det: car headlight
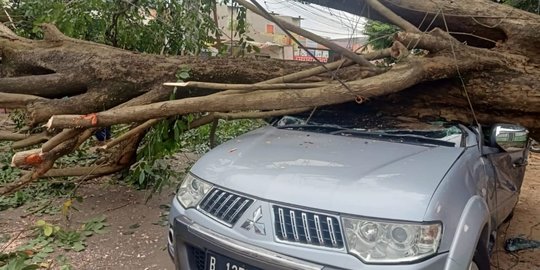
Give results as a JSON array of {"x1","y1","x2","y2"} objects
[
  {"x1": 176, "y1": 174, "x2": 213, "y2": 208},
  {"x1": 342, "y1": 217, "x2": 442, "y2": 263}
]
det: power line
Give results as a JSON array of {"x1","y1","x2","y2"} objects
[
  {"x1": 440, "y1": 8, "x2": 480, "y2": 126},
  {"x1": 261, "y1": 0, "x2": 363, "y2": 37}
]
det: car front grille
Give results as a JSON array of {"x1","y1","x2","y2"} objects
[
  {"x1": 273, "y1": 206, "x2": 344, "y2": 249},
  {"x1": 198, "y1": 187, "x2": 254, "y2": 226}
]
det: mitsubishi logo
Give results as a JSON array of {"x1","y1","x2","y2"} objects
[{"x1": 241, "y1": 206, "x2": 266, "y2": 235}]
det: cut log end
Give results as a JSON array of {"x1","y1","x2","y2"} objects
[{"x1": 11, "y1": 149, "x2": 43, "y2": 167}]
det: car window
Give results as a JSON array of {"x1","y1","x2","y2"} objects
[{"x1": 272, "y1": 102, "x2": 464, "y2": 147}]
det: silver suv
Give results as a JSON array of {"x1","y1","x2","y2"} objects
[{"x1": 168, "y1": 105, "x2": 529, "y2": 270}]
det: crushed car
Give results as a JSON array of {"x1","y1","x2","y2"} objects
[{"x1": 167, "y1": 103, "x2": 530, "y2": 270}]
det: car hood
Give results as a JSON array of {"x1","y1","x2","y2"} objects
[{"x1": 191, "y1": 126, "x2": 464, "y2": 221}]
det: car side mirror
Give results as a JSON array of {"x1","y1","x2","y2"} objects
[{"x1": 490, "y1": 124, "x2": 529, "y2": 152}]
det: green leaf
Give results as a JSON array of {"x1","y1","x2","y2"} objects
[
  {"x1": 41, "y1": 246, "x2": 54, "y2": 253},
  {"x1": 35, "y1": 220, "x2": 46, "y2": 226},
  {"x1": 43, "y1": 226, "x2": 53, "y2": 237},
  {"x1": 138, "y1": 172, "x2": 146, "y2": 185},
  {"x1": 178, "y1": 71, "x2": 190, "y2": 80},
  {"x1": 71, "y1": 242, "x2": 85, "y2": 252}
]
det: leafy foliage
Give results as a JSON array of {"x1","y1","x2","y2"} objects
[
  {"x1": 495, "y1": 0, "x2": 540, "y2": 13},
  {"x1": 7, "y1": 0, "x2": 221, "y2": 55},
  {"x1": 180, "y1": 119, "x2": 265, "y2": 154},
  {"x1": 0, "y1": 252, "x2": 38, "y2": 270},
  {"x1": 3, "y1": 217, "x2": 108, "y2": 269},
  {"x1": 363, "y1": 20, "x2": 399, "y2": 50},
  {"x1": 126, "y1": 117, "x2": 189, "y2": 190}
]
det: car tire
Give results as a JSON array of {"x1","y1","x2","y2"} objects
[
  {"x1": 471, "y1": 239, "x2": 491, "y2": 270},
  {"x1": 531, "y1": 140, "x2": 540, "y2": 153}
]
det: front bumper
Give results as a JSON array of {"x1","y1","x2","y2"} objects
[{"x1": 169, "y1": 214, "x2": 450, "y2": 270}]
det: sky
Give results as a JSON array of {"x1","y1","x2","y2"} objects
[{"x1": 254, "y1": 0, "x2": 367, "y2": 39}]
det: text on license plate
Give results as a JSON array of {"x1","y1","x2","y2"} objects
[{"x1": 206, "y1": 252, "x2": 259, "y2": 270}]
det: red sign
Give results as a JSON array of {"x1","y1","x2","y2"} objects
[{"x1": 293, "y1": 56, "x2": 328, "y2": 63}]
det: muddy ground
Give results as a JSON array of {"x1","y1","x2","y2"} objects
[{"x1": 1, "y1": 154, "x2": 539, "y2": 269}]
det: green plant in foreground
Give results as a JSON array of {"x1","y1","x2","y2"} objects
[
  {"x1": 0, "y1": 252, "x2": 38, "y2": 270},
  {"x1": 127, "y1": 117, "x2": 189, "y2": 191},
  {"x1": 10, "y1": 217, "x2": 107, "y2": 268},
  {"x1": 180, "y1": 119, "x2": 266, "y2": 154}
]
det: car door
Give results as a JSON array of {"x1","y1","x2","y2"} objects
[{"x1": 485, "y1": 124, "x2": 529, "y2": 225}]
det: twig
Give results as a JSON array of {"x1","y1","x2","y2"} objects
[
  {"x1": 100, "y1": 119, "x2": 160, "y2": 150},
  {"x1": 209, "y1": 119, "x2": 219, "y2": 149},
  {"x1": 163, "y1": 81, "x2": 330, "y2": 90},
  {"x1": 103, "y1": 202, "x2": 132, "y2": 213},
  {"x1": 0, "y1": 229, "x2": 28, "y2": 253},
  {"x1": 3, "y1": 8, "x2": 16, "y2": 30}
]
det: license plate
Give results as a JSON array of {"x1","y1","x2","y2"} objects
[{"x1": 205, "y1": 252, "x2": 259, "y2": 270}]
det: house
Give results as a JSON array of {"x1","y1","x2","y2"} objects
[{"x1": 215, "y1": 4, "x2": 365, "y2": 63}]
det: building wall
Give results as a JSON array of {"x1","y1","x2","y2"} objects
[{"x1": 215, "y1": 5, "x2": 304, "y2": 47}]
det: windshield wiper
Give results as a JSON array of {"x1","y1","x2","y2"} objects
[
  {"x1": 330, "y1": 129, "x2": 456, "y2": 147},
  {"x1": 276, "y1": 124, "x2": 345, "y2": 133}
]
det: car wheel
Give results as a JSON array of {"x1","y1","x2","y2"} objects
[
  {"x1": 531, "y1": 140, "x2": 540, "y2": 153},
  {"x1": 471, "y1": 239, "x2": 491, "y2": 270}
]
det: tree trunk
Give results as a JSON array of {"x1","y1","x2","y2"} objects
[{"x1": 0, "y1": 24, "x2": 323, "y2": 126}]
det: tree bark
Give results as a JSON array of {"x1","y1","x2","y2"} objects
[{"x1": 304, "y1": 0, "x2": 540, "y2": 59}]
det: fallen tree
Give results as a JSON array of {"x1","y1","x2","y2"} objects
[{"x1": 1, "y1": 0, "x2": 539, "y2": 195}]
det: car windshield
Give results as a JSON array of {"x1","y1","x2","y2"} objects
[{"x1": 272, "y1": 102, "x2": 464, "y2": 147}]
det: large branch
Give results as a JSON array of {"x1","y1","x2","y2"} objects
[
  {"x1": 39, "y1": 165, "x2": 125, "y2": 178},
  {"x1": 0, "y1": 74, "x2": 87, "y2": 97},
  {"x1": 0, "y1": 131, "x2": 28, "y2": 141},
  {"x1": 0, "y1": 93, "x2": 47, "y2": 109},
  {"x1": 46, "y1": 52, "x2": 504, "y2": 129},
  {"x1": 26, "y1": 82, "x2": 142, "y2": 125}
]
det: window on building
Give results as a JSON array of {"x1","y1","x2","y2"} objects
[{"x1": 266, "y1": 24, "x2": 275, "y2": 34}]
